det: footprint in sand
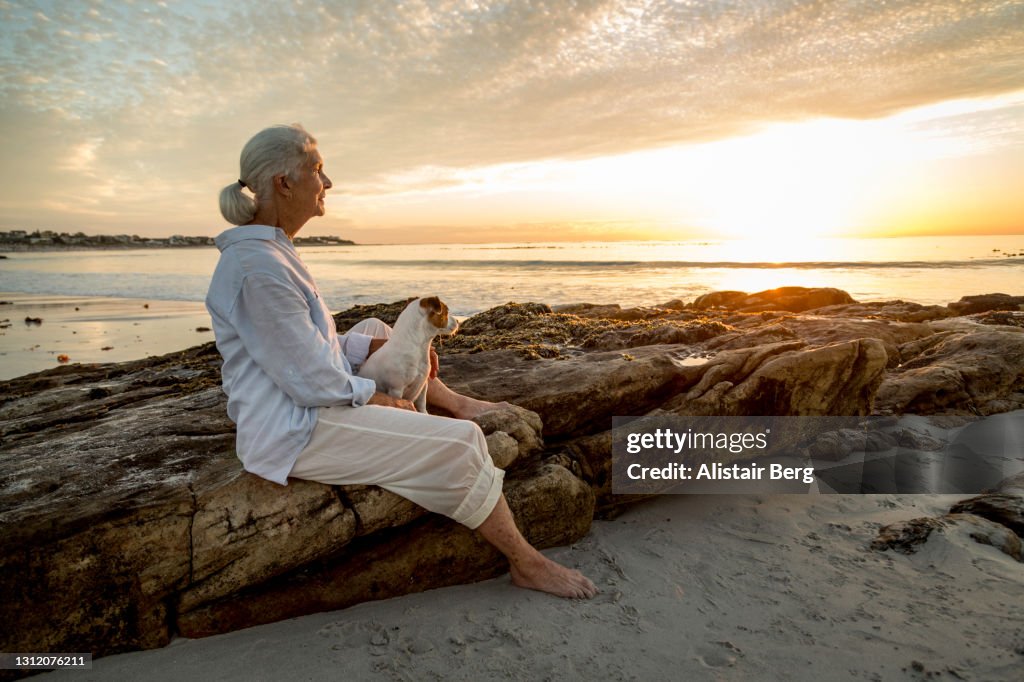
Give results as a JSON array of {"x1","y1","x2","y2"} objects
[
  {"x1": 618, "y1": 603, "x2": 642, "y2": 629},
  {"x1": 694, "y1": 641, "x2": 743, "y2": 668}
]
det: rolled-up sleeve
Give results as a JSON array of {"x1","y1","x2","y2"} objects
[
  {"x1": 339, "y1": 331, "x2": 374, "y2": 372},
  {"x1": 234, "y1": 273, "x2": 376, "y2": 407}
]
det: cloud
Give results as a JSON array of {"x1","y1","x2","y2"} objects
[
  {"x1": 0, "y1": 0, "x2": 1022, "y2": 234},
  {"x1": 59, "y1": 137, "x2": 103, "y2": 173}
]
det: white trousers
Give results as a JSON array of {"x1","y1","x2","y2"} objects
[{"x1": 288, "y1": 318, "x2": 504, "y2": 529}]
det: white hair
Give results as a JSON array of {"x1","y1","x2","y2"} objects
[{"x1": 219, "y1": 123, "x2": 318, "y2": 225}]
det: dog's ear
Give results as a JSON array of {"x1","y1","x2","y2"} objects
[
  {"x1": 419, "y1": 296, "x2": 449, "y2": 329},
  {"x1": 419, "y1": 296, "x2": 442, "y2": 314}
]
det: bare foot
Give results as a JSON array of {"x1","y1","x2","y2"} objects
[
  {"x1": 509, "y1": 554, "x2": 598, "y2": 599},
  {"x1": 426, "y1": 377, "x2": 512, "y2": 420},
  {"x1": 453, "y1": 396, "x2": 512, "y2": 420}
]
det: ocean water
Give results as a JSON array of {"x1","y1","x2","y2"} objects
[{"x1": 2, "y1": 235, "x2": 1023, "y2": 316}]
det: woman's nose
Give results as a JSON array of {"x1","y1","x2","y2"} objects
[{"x1": 322, "y1": 173, "x2": 333, "y2": 189}]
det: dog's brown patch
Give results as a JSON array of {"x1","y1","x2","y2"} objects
[{"x1": 419, "y1": 296, "x2": 449, "y2": 329}]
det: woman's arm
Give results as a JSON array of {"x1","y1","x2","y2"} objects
[{"x1": 233, "y1": 272, "x2": 377, "y2": 408}]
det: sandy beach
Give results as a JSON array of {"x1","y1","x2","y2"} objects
[
  {"x1": 0, "y1": 293, "x2": 212, "y2": 380},
  {"x1": 36, "y1": 491, "x2": 1021, "y2": 681}
]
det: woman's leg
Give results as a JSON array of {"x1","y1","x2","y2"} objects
[
  {"x1": 425, "y1": 376, "x2": 511, "y2": 419},
  {"x1": 291, "y1": 404, "x2": 596, "y2": 598},
  {"x1": 476, "y1": 494, "x2": 598, "y2": 599},
  {"x1": 291, "y1": 405, "x2": 502, "y2": 528}
]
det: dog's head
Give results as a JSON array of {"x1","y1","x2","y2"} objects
[{"x1": 418, "y1": 296, "x2": 459, "y2": 336}]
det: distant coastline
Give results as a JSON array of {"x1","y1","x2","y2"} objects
[{"x1": 0, "y1": 229, "x2": 355, "y2": 252}]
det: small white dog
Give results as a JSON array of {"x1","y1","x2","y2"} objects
[{"x1": 357, "y1": 296, "x2": 459, "y2": 412}]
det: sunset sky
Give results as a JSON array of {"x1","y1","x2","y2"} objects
[{"x1": 0, "y1": 0, "x2": 1022, "y2": 244}]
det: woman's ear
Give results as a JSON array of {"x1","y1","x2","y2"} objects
[{"x1": 273, "y1": 174, "x2": 292, "y2": 198}]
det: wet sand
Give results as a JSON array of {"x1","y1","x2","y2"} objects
[{"x1": 0, "y1": 293, "x2": 212, "y2": 380}]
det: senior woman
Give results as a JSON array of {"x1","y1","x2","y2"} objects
[{"x1": 206, "y1": 124, "x2": 596, "y2": 599}]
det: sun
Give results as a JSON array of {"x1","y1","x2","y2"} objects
[{"x1": 685, "y1": 119, "x2": 884, "y2": 240}]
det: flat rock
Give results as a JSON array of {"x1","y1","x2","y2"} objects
[
  {"x1": 971, "y1": 310, "x2": 1024, "y2": 328},
  {"x1": 875, "y1": 330, "x2": 1024, "y2": 415},
  {"x1": 440, "y1": 302, "x2": 731, "y2": 358},
  {"x1": 704, "y1": 322, "x2": 802, "y2": 351},
  {"x1": 706, "y1": 316, "x2": 933, "y2": 368},
  {"x1": 947, "y1": 293, "x2": 1024, "y2": 315},
  {"x1": 774, "y1": 317, "x2": 934, "y2": 366},
  {"x1": 807, "y1": 300, "x2": 955, "y2": 322},
  {"x1": 553, "y1": 302, "x2": 677, "y2": 321},
  {"x1": 341, "y1": 484, "x2": 423, "y2": 537},
  {"x1": 441, "y1": 344, "x2": 696, "y2": 437},
  {"x1": 176, "y1": 463, "x2": 594, "y2": 638},
  {"x1": 0, "y1": 367, "x2": 229, "y2": 656},
  {"x1": 664, "y1": 338, "x2": 888, "y2": 416},
  {"x1": 691, "y1": 290, "x2": 749, "y2": 309},
  {"x1": 181, "y1": 466, "x2": 358, "y2": 613},
  {"x1": 581, "y1": 318, "x2": 731, "y2": 351},
  {"x1": 693, "y1": 287, "x2": 856, "y2": 313}
]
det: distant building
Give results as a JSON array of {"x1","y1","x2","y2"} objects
[{"x1": 1, "y1": 230, "x2": 349, "y2": 249}]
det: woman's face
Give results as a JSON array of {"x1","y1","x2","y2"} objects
[{"x1": 291, "y1": 148, "x2": 333, "y2": 222}]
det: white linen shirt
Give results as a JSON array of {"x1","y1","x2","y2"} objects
[{"x1": 205, "y1": 225, "x2": 377, "y2": 484}]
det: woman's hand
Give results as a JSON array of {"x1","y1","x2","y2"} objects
[{"x1": 367, "y1": 392, "x2": 416, "y2": 411}]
